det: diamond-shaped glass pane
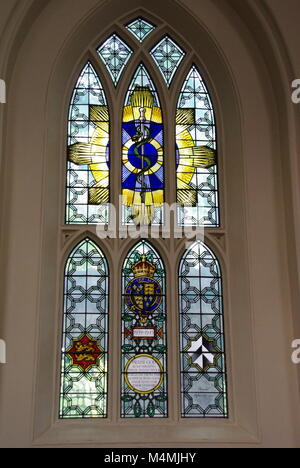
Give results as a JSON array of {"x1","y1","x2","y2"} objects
[
  {"x1": 97, "y1": 34, "x2": 133, "y2": 86},
  {"x1": 126, "y1": 18, "x2": 155, "y2": 42},
  {"x1": 150, "y1": 36, "x2": 185, "y2": 86}
]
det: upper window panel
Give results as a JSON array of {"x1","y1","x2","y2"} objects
[
  {"x1": 122, "y1": 64, "x2": 164, "y2": 226},
  {"x1": 176, "y1": 65, "x2": 219, "y2": 227},
  {"x1": 126, "y1": 18, "x2": 156, "y2": 43},
  {"x1": 150, "y1": 36, "x2": 185, "y2": 86},
  {"x1": 97, "y1": 34, "x2": 133, "y2": 86},
  {"x1": 67, "y1": 62, "x2": 110, "y2": 225}
]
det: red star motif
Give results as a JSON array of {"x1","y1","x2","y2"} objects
[{"x1": 67, "y1": 334, "x2": 102, "y2": 371}]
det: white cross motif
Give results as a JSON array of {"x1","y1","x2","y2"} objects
[{"x1": 186, "y1": 335, "x2": 216, "y2": 371}]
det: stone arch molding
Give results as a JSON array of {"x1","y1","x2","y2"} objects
[{"x1": 0, "y1": 0, "x2": 299, "y2": 448}]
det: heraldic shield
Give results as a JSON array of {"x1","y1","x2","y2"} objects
[{"x1": 125, "y1": 254, "x2": 162, "y2": 323}]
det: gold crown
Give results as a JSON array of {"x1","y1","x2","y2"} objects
[{"x1": 132, "y1": 255, "x2": 155, "y2": 278}]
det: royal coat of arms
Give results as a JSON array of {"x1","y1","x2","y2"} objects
[{"x1": 125, "y1": 254, "x2": 162, "y2": 323}]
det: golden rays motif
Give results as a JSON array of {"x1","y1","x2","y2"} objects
[
  {"x1": 122, "y1": 87, "x2": 164, "y2": 225},
  {"x1": 68, "y1": 106, "x2": 110, "y2": 205},
  {"x1": 176, "y1": 108, "x2": 216, "y2": 206},
  {"x1": 67, "y1": 94, "x2": 217, "y2": 219}
]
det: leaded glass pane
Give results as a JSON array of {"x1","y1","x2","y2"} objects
[
  {"x1": 97, "y1": 34, "x2": 133, "y2": 86},
  {"x1": 126, "y1": 18, "x2": 155, "y2": 42},
  {"x1": 150, "y1": 36, "x2": 185, "y2": 86},
  {"x1": 176, "y1": 65, "x2": 219, "y2": 226},
  {"x1": 59, "y1": 239, "x2": 109, "y2": 419},
  {"x1": 122, "y1": 64, "x2": 164, "y2": 226},
  {"x1": 66, "y1": 62, "x2": 110, "y2": 225},
  {"x1": 121, "y1": 241, "x2": 168, "y2": 418},
  {"x1": 179, "y1": 241, "x2": 227, "y2": 418}
]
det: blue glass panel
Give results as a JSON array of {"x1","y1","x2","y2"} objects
[{"x1": 122, "y1": 65, "x2": 164, "y2": 226}]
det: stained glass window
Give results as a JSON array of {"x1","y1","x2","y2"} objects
[
  {"x1": 63, "y1": 21, "x2": 228, "y2": 424},
  {"x1": 97, "y1": 34, "x2": 133, "y2": 86},
  {"x1": 126, "y1": 18, "x2": 155, "y2": 42},
  {"x1": 67, "y1": 62, "x2": 110, "y2": 225},
  {"x1": 121, "y1": 241, "x2": 167, "y2": 418},
  {"x1": 179, "y1": 241, "x2": 227, "y2": 418},
  {"x1": 176, "y1": 65, "x2": 219, "y2": 226},
  {"x1": 122, "y1": 64, "x2": 164, "y2": 226},
  {"x1": 150, "y1": 36, "x2": 185, "y2": 86},
  {"x1": 59, "y1": 239, "x2": 109, "y2": 418}
]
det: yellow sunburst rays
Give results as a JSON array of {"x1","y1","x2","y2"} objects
[
  {"x1": 68, "y1": 106, "x2": 110, "y2": 204},
  {"x1": 176, "y1": 108, "x2": 216, "y2": 206},
  {"x1": 122, "y1": 87, "x2": 164, "y2": 225}
]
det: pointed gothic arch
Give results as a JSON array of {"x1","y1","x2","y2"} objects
[
  {"x1": 176, "y1": 65, "x2": 219, "y2": 227},
  {"x1": 122, "y1": 63, "x2": 165, "y2": 226},
  {"x1": 121, "y1": 240, "x2": 167, "y2": 418},
  {"x1": 1, "y1": 0, "x2": 287, "y2": 447},
  {"x1": 179, "y1": 240, "x2": 227, "y2": 418},
  {"x1": 66, "y1": 62, "x2": 110, "y2": 225},
  {"x1": 59, "y1": 238, "x2": 109, "y2": 419}
]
